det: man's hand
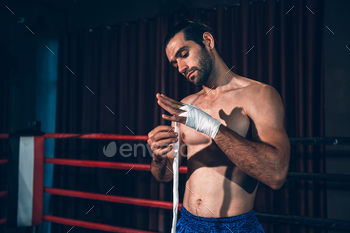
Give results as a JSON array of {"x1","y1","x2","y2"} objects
[
  {"x1": 156, "y1": 93, "x2": 187, "y2": 124},
  {"x1": 147, "y1": 125, "x2": 178, "y2": 161},
  {"x1": 157, "y1": 93, "x2": 221, "y2": 139}
]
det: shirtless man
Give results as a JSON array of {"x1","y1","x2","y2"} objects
[{"x1": 147, "y1": 19, "x2": 290, "y2": 233}]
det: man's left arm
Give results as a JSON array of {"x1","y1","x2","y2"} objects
[{"x1": 214, "y1": 86, "x2": 290, "y2": 190}]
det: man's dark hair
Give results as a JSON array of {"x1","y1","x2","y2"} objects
[{"x1": 164, "y1": 19, "x2": 221, "y2": 56}]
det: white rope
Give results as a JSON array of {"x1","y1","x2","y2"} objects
[{"x1": 171, "y1": 122, "x2": 180, "y2": 233}]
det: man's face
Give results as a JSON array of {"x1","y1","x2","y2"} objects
[{"x1": 166, "y1": 32, "x2": 212, "y2": 87}]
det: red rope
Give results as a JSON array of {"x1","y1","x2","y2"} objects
[
  {"x1": 45, "y1": 187, "x2": 182, "y2": 210},
  {"x1": 0, "y1": 133, "x2": 148, "y2": 141},
  {"x1": 45, "y1": 158, "x2": 188, "y2": 173},
  {"x1": 45, "y1": 133, "x2": 148, "y2": 141},
  {"x1": 0, "y1": 159, "x2": 8, "y2": 165},
  {"x1": 43, "y1": 215, "x2": 158, "y2": 233},
  {"x1": 0, "y1": 191, "x2": 7, "y2": 198},
  {"x1": 0, "y1": 218, "x2": 7, "y2": 225}
]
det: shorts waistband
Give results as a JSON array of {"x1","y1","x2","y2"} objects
[{"x1": 179, "y1": 205, "x2": 257, "y2": 224}]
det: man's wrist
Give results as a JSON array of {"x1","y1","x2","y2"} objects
[
  {"x1": 209, "y1": 118, "x2": 221, "y2": 139},
  {"x1": 179, "y1": 104, "x2": 221, "y2": 139},
  {"x1": 152, "y1": 155, "x2": 166, "y2": 163},
  {"x1": 212, "y1": 124, "x2": 224, "y2": 140}
]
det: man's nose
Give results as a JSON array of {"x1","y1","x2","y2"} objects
[{"x1": 178, "y1": 60, "x2": 188, "y2": 75}]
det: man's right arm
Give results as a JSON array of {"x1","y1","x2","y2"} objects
[
  {"x1": 149, "y1": 94, "x2": 197, "y2": 182},
  {"x1": 151, "y1": 154, "x2": 173, "y2": 183},
  {"x1": 149, "y1": 122, "x2": 186, "y2": 183}
]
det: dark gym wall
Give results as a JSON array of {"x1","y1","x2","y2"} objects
[
  {"x1": 324, "y1": 0, "x2": 350, "y2": 230},
  {"x1": 1, "y1": 0, "x2": 350, "y2": 232},
  {"x1": 2, "y1": 0, "x2": 242, "y2": 133}
]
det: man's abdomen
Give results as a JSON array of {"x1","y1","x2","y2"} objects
[{"x1": 183, "y1": 164, "x2": 259, "y2": 218}]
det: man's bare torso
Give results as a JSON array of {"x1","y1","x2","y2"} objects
[{"x1": 180, "y1": 76, "x2": 260, "y2": 218}]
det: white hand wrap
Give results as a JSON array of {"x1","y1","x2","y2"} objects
[
  {"x1": 178, "y1": 104, "x2": 221, "y2": 139},
  {"x1": 171, "y1": 122, "x2": 179, "y2": 233}
]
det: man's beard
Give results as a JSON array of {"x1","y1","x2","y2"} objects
[{"x1": 191, "y1": 47, "x2": 212, "y2": 87}]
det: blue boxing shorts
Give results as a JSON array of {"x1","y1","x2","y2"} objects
[{"x1": 176, "y1": 205, "x2": 265, "y2": 233}]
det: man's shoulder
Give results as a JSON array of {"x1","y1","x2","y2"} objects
[
  {"x1": 239, "y1": 78, "x2": 283, "y2": 116},
  {"x1": 233, "y1": 76, "x2": 278, "y2": 100},
  {"x1": 180, "y1": 92, "x2": 202, "y2": 104},
  {"x1": 245, "y1": 80, "x2": 278, "y2": 98}
]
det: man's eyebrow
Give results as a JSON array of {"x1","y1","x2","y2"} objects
[{"x1": 169, "y1": 46, "x2": 190, "y2": 65}]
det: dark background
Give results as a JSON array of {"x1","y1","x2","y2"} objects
[{"x1": 0, "y1": 0, "x2": 349, "y2": 233}]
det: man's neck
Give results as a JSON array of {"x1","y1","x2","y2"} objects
[{"x1": 202, "y1": 57, "x2": 239, "y2": 96}]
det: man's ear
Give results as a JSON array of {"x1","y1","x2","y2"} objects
[{"x1": 202, "y1": 32, "x2": 215, "y2": 50}]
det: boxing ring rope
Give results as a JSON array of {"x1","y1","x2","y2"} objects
[
  {"x1": 0, "y1": 159, "x2": 7, "y2": 226},
  {"x1": 0, "y1": 157, "x2": 7, "y2": 226},
  {"x1": 256, "y1": 213, "x2": 350, "y2": 230},
  {"x1": 0, "y1": 191, "x2": 7, "y2": 198},
  {"x1": 45, "y1": 158, "x2": 188, "y2": 173},
  {"x1": 41, "y1": 188, "x2": 350, "y2": 230},
  {"x1": 0, "y1": 159, "x2": 8, "y2": 165},
  {"x1": 2, "y1": 133, "x2": 350, "y2": 143},
  {"x1": 289, "y1": 137, "x2": 350, "y2": 145},
  {"x1": 44, "y1": 187, "x2": 179, "y2": 210},
  {"x1": 1, "y1": 133, "x2": 350, "y2": 231},
  {"x1": 0, "y1": 218, "x2": 7, "y2": 225},
  {"x1": 287, "y1": 172, "x2": 350, "y2": 183},
  {"x1": 42, "y1": 215, "x2": 158, "y2": 233},
  {"x1": 44, "y1": 133, "x2": 148, "y2": 141}
]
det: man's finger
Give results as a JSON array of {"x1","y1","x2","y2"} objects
[
  {"x1": 148, "y1": 125, "x2": 174, "y2": 138},
  {"x1": 158, "y1": 97, "x2": 180, "y2": 109},
  {"x1": 152, "y1": 131, "x2": 178, "y2": 142},
  {"x1": 156, "y1": 145, "x2": 173, "y2": 157},
  {"x1": 158, "y1": 94, "x2": 183, "y2": 108},
  {"x1": 157, "y1": 99, "x2": 176, "y2": 115},
  {"x1": 158, "y1": 99, "x2": 185, "y2": 115},
  {"x1": 162, "y1": 114, "x2": 186, "y2": 124},
  {"x1": 160, "y1": 94, "x2": 182, "y2": 105}
]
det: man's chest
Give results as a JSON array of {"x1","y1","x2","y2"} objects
[{"x1": 180, "y1": 95, "x2": 251, "y2": 146}]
